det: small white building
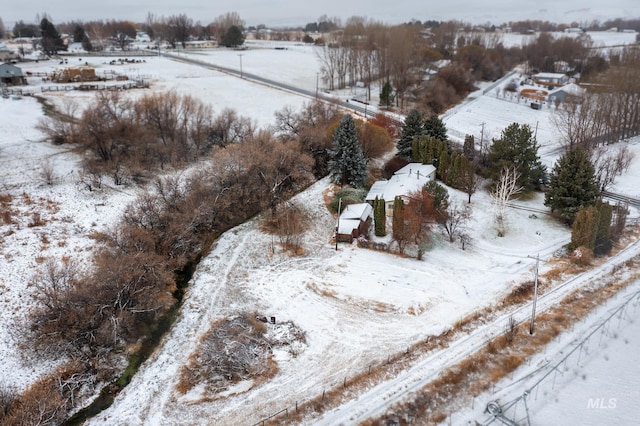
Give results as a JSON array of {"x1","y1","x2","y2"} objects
[
  {"x1": 532, "y1": 72, "x2": 569, "y2": 87},
  {"x1": 365, "y1": 163, "x2": 436, "y2": 216}
]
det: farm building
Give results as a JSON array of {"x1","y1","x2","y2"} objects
[
  {"x1": 0, "y1": 63, "x2": 26, "y2": 85},
  {"x1": 337, "y1": 203, "x2": 373, "y2": 243},
  {"x1": 547, "y1": 83, "x2": 585, "y2": 103},
  {"x1": 531, "y1": 72, "x2": 569, "y2": 88},
  {"x1": 366, "y1": 163, "x2": 436, "y2": 217}
]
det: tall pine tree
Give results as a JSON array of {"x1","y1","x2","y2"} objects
[
  {"x1": 40, "y1": 18, "x2": 65, "y2": 56},
  {"x1": 373, "y1": 196, "x2": 386, "y2": 237},
  {"x1": 544, "y1": 147, "x2": 599, "y2": 223},
  {"x1": 424, "y1": 114, "x2": 447, "y2": 141},
  {"x1": 329, "y1": 114, "x2": 367, "y2": 187},
  {"x1": 397, "y1": 109, "x2": 423, "y2": 159},
  {"x1": 488, "y1": 123, "x2": 546, "y2": 191}
]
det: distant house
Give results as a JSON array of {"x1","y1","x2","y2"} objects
[
  {"x1": 337, "y1": 203, "x2": 373, "y2": 243},
  {"x1": 547, "y1": 83, "x2": 585, "y2": 103},
  {"x1": 66, "y1": 42, "x2": 87, "y2": 53},
  {"x1": 365, "y1": 163, "x2": 436, "y2": 217},
  {"x1": 0, "y1": 63, "x2": 26, "y2": 85},
  {"x1": 0, "y1": 43, "x2": 12, "y2": 61},
  {"x1": 532, "y1": 72, "x2": 569, "y2": 88}
]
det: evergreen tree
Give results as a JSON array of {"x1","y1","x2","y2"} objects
[
  {"x1": 222, "y1": 25, "x2": 245, "y2": 48},
  {"x1": 374, "y1": 196, "x2": 386, "y2": 237},
  {"x1": 570, "y1": 205, "x2": 599, "y2": 251},
  {"x1": 488, "y1": 123, "x2": 546, "y2": 191},
  {"x1": 412, "y1": 136, "x2": 448, "y2": 168},
  {"x1": 397, "y1": 109, "x2": 423, "y2": 159},
  {"x1": 594, "y1": 200, "x2": 613, "y2": 255},
  {"x1": 463, "y1": 134, "x2": 475, "y2": 161},
  {"x1": 379, "y1": 81, "x2": 393, "y2": 109},
  {"x1": 447, "y1": 151, "x2": 463, "y2": 187},
  {"x1": 39, "y1": 18, "x2": 65, "y2": 56},
  {"x1": 329, "y1": 114, "x2": 367, "y2": 187},
  {"x1": 424, "y1": 114, "x2": 447, "y2": 141},
  {"x1": 545, "y1": 148, "x2": 599, "y2": 223},
  {"x1": 73, "y1": 24, "x2": 86, "y2": 42},
  {"x1": 437, "y1": 147, "x2": 450, "y2": 183},
  {"x1": 392, "y1": 196, "x2": 409, "y2": 254},
  {"x1": 458, "y1": 156, "x2": 477, "y2": 203}
]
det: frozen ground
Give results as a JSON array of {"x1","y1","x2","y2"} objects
[
  {"x1": 0, "y1": 35, "x2": 638, "y2": 423},
  {"x1": 457, "y1": 279, "x2": 640, "y2": 426}
]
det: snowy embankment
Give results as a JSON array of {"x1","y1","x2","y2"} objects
[{"x1": 0, "y1": 97, "x2": 137, "y2": 391}]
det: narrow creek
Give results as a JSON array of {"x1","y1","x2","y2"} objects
[{"x1": 64, "y1": 260, "x2": 198, "y2": 425}]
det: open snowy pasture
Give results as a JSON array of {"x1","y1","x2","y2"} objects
[{"x1": 18, "y1": 50, "x2": 314, "y2": 129}]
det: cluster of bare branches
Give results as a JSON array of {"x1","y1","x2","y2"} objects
[
  {"x1": 491, "y1": 166, "x2": 523, "y2": 237},
  {"x1": 261, "y1": 201, "x2": 310, "y2": 255},
  {"x1": 178, "y1": 314, "x2": 274, "y2": 395},
  {"x1": 38, "y1": 91, "x2": 256, "y2": 184}
]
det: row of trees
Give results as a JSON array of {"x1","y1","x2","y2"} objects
[{"x1": 10, "y1": 11, "x2": 247, "y2": 53}]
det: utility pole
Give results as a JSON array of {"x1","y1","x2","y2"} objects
[
  {"x1": 316, "y1": 72, "x2": 319, "y2": 99},
  {"x1": 528, "y1": 253, "x2": 540, "y2": 334},
  {"x1": 480, "y1": 122, "x2": 486, "y2": 161},
  {"x1": 335, "y1": 198, "x2": 342, "y2": 251},
  {"x1": 238, "y1": 54, "x2": 243, "y2": 79}
]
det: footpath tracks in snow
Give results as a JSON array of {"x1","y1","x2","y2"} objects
[{"x1": 314, "y1": 238, "x2": 640, "y2": 425}]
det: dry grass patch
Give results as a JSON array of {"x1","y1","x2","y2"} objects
[{"x1": 306, "y1": 282, "x2": 338, "y2": 299}]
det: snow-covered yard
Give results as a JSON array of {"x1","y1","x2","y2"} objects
[{"x1": 1, "y1": 35, "x2": 639, "y2": 424}]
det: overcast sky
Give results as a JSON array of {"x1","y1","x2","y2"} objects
[{"x1": 4, "y1": 0, "x2": 639, "y2": 28}]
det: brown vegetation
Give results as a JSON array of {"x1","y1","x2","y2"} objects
[
  {"x1": 20, "y1": 92, "x2": 320, "y2": 421},
  {"x1": 177, "y1": 313, "x2": 276, "y2": 396}
]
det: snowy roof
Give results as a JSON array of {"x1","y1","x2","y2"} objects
[
  {"x1": 549, "y1": 83, "x2": 585, "y2": 97},
  {"x1": 394, "y1": 163, "x2": 436, "y2": 178},
  {"x1": 0, "y1": 63, "x2": 23, "y2": 77},
  {"x1": 338, "y1": 218, "x2": 361, "y2": 235},
  {"x1": 533, "y1": 72, "x2": 567, "y2": 80},
  {"x1": 340, "y1": 203, "x2": 372, "y2": 222},
  {"x1": 366, "y1": 163, "x2": 435, "y2": 202}
]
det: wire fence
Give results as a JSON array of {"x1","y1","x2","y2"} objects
[{"x1": 482, "y1": 285, "x2": 640, "y2": 426}]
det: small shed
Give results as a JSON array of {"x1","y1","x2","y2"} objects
[
  {"x1": 0, "y1": 63, "x2": 26, "y2": 85},
  {"x1": 337, "y1": 203, "x2": 373, "y2": 243}
]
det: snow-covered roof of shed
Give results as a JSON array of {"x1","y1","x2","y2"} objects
[
  {"x1": 341, "y1": 203, "x2": 372, "y2": 222},
  {"x1": 338, "y1": 218, "x2": 361, "y2": 235}
]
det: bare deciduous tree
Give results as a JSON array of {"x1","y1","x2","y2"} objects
[
  {"x1": 491, "y1": 166, "x2": 523, "y2": 237},
  {"x1": 442, "y1": 202, "x2": 471, "y2": 243},
  {"x1": 591, "y1": 145, "x2": 634, "y2": 191}
]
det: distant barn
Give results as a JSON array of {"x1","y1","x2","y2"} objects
[{"x1": 0, "y1": 63, "x2": 26, "y2": 86}]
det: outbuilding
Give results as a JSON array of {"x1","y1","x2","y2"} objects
[{"x1": 0, "y1": 63, "x2": 26, "y2": 85}]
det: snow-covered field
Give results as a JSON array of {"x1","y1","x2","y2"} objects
[{"x1": 1, "y1": 34, "x2": 639, "y2": 424}]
